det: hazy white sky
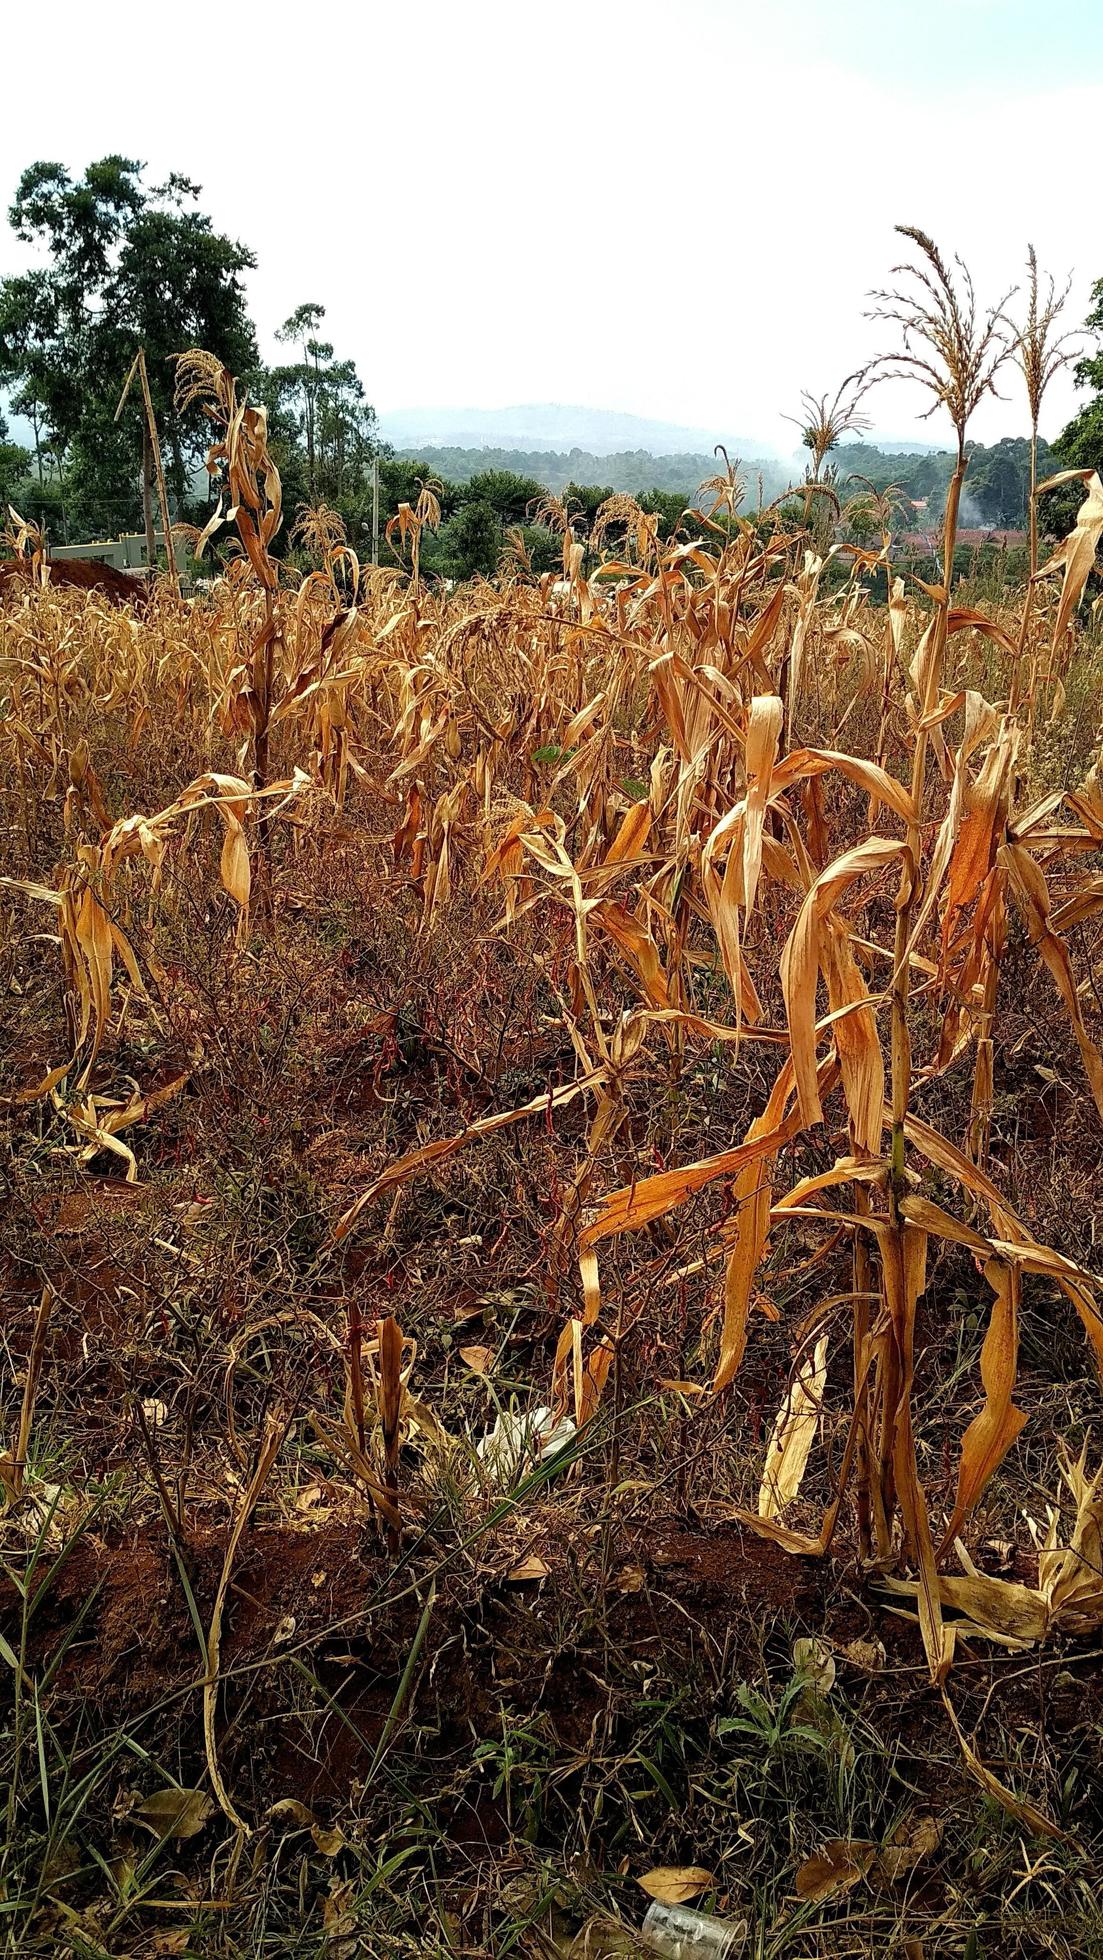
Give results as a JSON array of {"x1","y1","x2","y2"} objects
[{"x1": 3, "y1": 0, "x2": 1102, "y2": 453}]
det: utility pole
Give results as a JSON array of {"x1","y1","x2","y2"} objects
[{"x1": 371, "y1": 453, "x2": 380, "y2": 568}]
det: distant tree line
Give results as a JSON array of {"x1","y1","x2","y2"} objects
[
  {"x1": 395, "y1": 444, "x2": 794, "y2": 503},
  {"x1": 830, "y1": 436, "x2": 1058, "y2": 535}
]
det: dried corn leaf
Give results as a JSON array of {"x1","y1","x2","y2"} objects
[
  {"x1": 336, "y1": 1067, "x2": 603, "y2": 1240},
  {"x1": 940, "y1": 1258, "x2": 1026, "y2": 1552},
  {"x1": 582, "y1": 1051, "x2": 840, "y2": 1248},
  {"x1": 714, "y1": 1058, "x2": 798, "y2": 1391},
  {"x1": 773, "y1": 746, "x2": 916, "y2": 827},
  {"x1": 882, "y1": 1223, "x2": 954, "y2": 1682},
  {"x1": 759, "y1": 1335, "x2": 828, "y2": 1520},
  {"x1": 941, "y1": 1692, "x2": 1066, "y2": 1838},
  {"x1": 1039, "y1": 1445, "x2": 1103, "y2": 1633},
  {"x1": 781, "y1": 838, "x2": 903, "y2": 1129},
  {"x1": 742, "y1": 692, "x2": 783, "y2": 913},
  {"x1": 820, "y1": 920, "x2": 884, "y2": 1155},
  {"x1": 1002, "y1": 840, "x2": 1103, "y2": 1121},
  {"x1": 1035, "y1": 468, "x2": 1103, "y2": 660},
  {"x1": 603, "y1": 800, "x2": 651, "y2": 865}
]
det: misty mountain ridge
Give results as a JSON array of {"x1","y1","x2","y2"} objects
[
  {"x1": 378, "y1": 402, "x2": 947, "y2": 462},
  {"x1": 377, "y1": 402, "x2": 770, "y2": 459}
]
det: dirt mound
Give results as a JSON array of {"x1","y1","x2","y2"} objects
[
  {"x1": 0, "y1": 556, "x2": 147, "y2": 606},
  {"x1": 2, "y1": 1513, "x2": 830, "y2": 1811}
]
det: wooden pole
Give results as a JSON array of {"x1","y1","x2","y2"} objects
[
  {"x1": 137, "y1": 349, "x2": 181, "y2": 600},
  {"x1": 141, "y1": 425, "x2": 157, "y2": 585},
  {"x1": 371, "y1": 454, "x2": 380, "y2": 568},
  {"x1": 114, "y1": 348, "x2": 182, "y2": 600}
]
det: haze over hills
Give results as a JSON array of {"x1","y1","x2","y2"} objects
[
  {"x1": 0, "y1": 378, "x2": 951, "y2": 527},
  {"x1": 377, "y1": 402, "x2": 946, "y2": 462},
  {"x1": 376, "y1": 402, "x2": 770, "y2": 459},
  {"x1": 376, "y1": 401, "x2": 950, "y2": 505},
  {"x1": 4, "y1": 385, "x2": 946, "y2": 474}
]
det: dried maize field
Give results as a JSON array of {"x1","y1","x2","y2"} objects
[{"x1": 4, "y1": 243, "x2": 1103, "y2": 1959}]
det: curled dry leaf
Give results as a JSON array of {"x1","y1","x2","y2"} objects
[
  {"x1": 780, "y1": 836, "x2": 903, "y2": 1132},
  {"x1": 874, "y1": 1812, "x2": 942, "y2": 1884},
  {"x1": 939, "y1": 1256, "x2": 1026, "y2": 1553},
  {"x1": 843, "y1": 1636, "x2": 886, "y2": 1672},
  {"x1": 616, "y1": 1564, "x2": 646, "y2": 1593},
  {"x1": 792, "y1": 1635, "x2": 836, "y2": 1695},
  {"x1": 268, "y1": 1798, "x2": 317, "y2": 1829},
  {"x1": 794, "y1": 1838, "x2": 875, "y2": 1902}
]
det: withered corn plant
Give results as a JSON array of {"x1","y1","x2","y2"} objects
[
  {"x1": 175, "y1": 352, "x2": 285, "y2": 872},
  {"x1": 385, "y1": 477, "x2": 442, "y2": 596},
  {"x1": 1009, "y1": 246, "x2": 1079, "y2": 712}
]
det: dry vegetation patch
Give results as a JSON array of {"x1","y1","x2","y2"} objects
[{"x1": 4, "y1": 242, "x2": 1103, "y2": 1956}]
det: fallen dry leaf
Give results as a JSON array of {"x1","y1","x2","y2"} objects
[
  {"x1": 758, "y1": 1335, "x2": 829, "y2": 1519},
  {"x1": 131, "y1": 1787, "x2": 213, "y2": 1842},
  {"x1": 794, "y1": 1838, "x2": 875, "y2": 1902},
  {"x1": 941, "y1": 1691, "x2": 1067, "y2": 1838},
  {"x1": 874, "y1": 1812, "x2": 943, "y2": 1883},
  {"x1": 506, "y1": 1554, "x2": 550, "y2": 1583},
  {"x1": 843, "y1": 1636, "x2": 887, "y2": 1672},
  {"x1": 792, "y1": 1635, "x2": 836, "y2": 1695},
  {"x1": 459, "y1": 1344, "x2": 493, "y2": 1374},
  {"x1": 268, "y1": 1798, "x2": 317, "y2": 1829},
  {"x1": 637, "y1": 1865, "x2": 713, "y2": 1904},
  {"x1": 616, "y1": 1564, "x2": 646, "y2": 1593}
]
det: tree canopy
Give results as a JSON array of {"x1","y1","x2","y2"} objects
[
  {"x1": 0, "y1": 403, "x2": 30, "y2": 506},
  {"x1": 0, "y1": 157, "x2": 257, "y2": 536},
  {"x1": 1055, "y1": 276, "x2": 1103, "y2": 478},
  {"x1": 260, "y1": 303, "x2": 378, "y2": 509}
]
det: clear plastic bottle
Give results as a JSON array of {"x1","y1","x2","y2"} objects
[{"x1": 641, "y1": 1901, "x2": 747, "y2": 1959}]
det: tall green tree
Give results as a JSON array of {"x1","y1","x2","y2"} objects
[
  {"x1": 463, "y1": 469, "x2": 545, "y2": 524},
  {"x1": 268, "y1": 303, "x2": 377, "y2": 507},
  {"x1": 0, "y1": 404, "x2": 30, "y2": 507},
  {"x1": 962, "y1": 436, "x2": 1051, "y2": 529},
  {"x1": 272, "y1": 303, "x2": 327, "y2": 500},
  {"x1": 447, "y1": 498, "x2": 501, "y2": 578},
  {"x1": 0, "y1": 157, "x2": 257, "y2": 537},
  {"x1": 1056, "y1": 275, "x2": 1103, "y2": 477}
]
